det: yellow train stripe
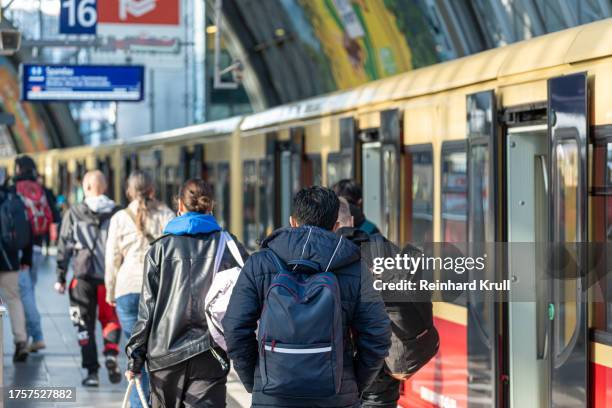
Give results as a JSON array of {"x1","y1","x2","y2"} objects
[
  {"x1": 592, "y1": 342, "x2": 612, "y2": 368},
  {"x1": 432, "y1": 302, "x2": 468, "y2": 326}
]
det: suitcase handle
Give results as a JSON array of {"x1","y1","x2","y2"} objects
[{"x1": 122, "y1": 377, "x2": 148, "y2": 408}]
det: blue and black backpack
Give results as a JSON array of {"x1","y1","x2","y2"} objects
[{"x1": 258, "y1": 251, "x2": 343, "y2": 398}]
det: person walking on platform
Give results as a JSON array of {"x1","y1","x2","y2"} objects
[
  {"x1": 105, "y1": 171, "x2": 174, "y2": 407},
  {"x1": 13, "y1": 155, "x2": 59, "y2": 354},
  {"x1": 335, "y1": 197, "x2": 439, "y2": 408},
  {"x1": 126, "y1": 178, "x2": 248, "y2": 407},
  {"x1": 334, "y1": 197, "x2": 400, "y2": 407},
  {"x1": 0, "y1": 182, "x2": 30, "y2": 362},
  {"x1": 55, "y1": 170, "x2": 122, "y2": 387},
  {"x1": 333, "y1": 179, "x2": 380, "y2": 235},
  {"x1": 223, "y1": 186, "x2": 391, "y2": 408}
]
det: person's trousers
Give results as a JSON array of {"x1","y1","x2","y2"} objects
[
  {"x1": 361, "y1": 367, "x2": 401, "y2": 408},
  {"x1": 68, "y1": 278, "x2": 121, "y2": 371},
  {"x1": 149, "y1": 350, "x2": 228, "y2": 408},
  {"x1": 116, "y1": 293, "x2": 149, "y2": 408},
  {"x1": 0, "y1": 271, "x2": 27, "y2": 344},
  {"x1": 18, "y1": 246, "x2": 44, "y2": 342}
]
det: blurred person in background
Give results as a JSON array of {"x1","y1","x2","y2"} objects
[
  {"x1": 0, "y1": 177, "x2": 29, "y2": 362},
  {"x1": 13, "y1": 155, "x2": 59, "y2": 353},
  {"x1": 105, "y1": 170, "x2": 174, "y2": 407},
  {"x1": 55, "y1": 170, "x2": 122, "y2": 387},
  {"x1": 333, "y1": 179, "x2": 380, "y2": 235},
  {"x1": 126, "y1": 178, "x2": 247, "y2": 407}
]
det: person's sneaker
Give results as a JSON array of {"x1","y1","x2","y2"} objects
[
  {"x1": 82, "y1": 371, "x2": 99, "y2": 387},
  {"x1": 29, "y1": 340, "x2": 46, "y2": 353},
  {"x1": 105, "y1": 355, "x2": 122, "y2": 384},
  {"x1": 13, "y1": 342, "x2": 28, "y2": 362}
]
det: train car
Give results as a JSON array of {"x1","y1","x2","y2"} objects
[{"x1": 4, "y1": 18, "x2": 612, "y2": 408}]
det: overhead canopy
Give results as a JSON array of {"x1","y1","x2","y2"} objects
[{"x1": 211, "y1": 0, "x2": 612, "y2": 109}]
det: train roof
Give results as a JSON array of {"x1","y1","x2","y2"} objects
[
  {"x1": 110, "y1": 115, "x2": 243, "y2": 148},
  {"x1": 240, "y1": 18, "x2": 612, "y2": 132}
]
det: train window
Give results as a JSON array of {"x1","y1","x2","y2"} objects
[
  {"x1": 441, "y1": 142, "x2": 468, "y2": 242},
  {"x1": 405, "y1": 145, "x2": 434, "y2": 243},
  {"x1": 327, "y1": 153, "x2": 352, "y2": 187},
  {"x1": 591, "y1": 140, "x2": 612, "y2": 333},
  {"x1": 213, "y1": 162, "x2": 231, "y2": 229},
  {"x1": 243, "y1": 161, "x2": 258, "y2": 249},
  {"x1": 259, "y1": 159, "x2": 274, "y2": 240},
  {"x1": 552, "y1": 138, "x2": 579, "y2": 352}
]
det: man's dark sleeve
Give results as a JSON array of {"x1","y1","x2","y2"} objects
[
  {"x1": 56, "y1": 209, "x2": 74, "y2": 284},
  {"x1": 352, "y1": 267, "x2": 392, "y2": 392},
  {"x1": 126, "y1": 250, "x2": 160, "y2": 374},
  {"x1": 222, "y1": 254, "x2": 261, "y2": 393}
]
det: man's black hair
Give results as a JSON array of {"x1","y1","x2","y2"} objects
[
  {"x1": 15, "y1": 155, "x2": 37, "y2": 181},
  {"x1": 332, "y1": 179, "x2": 362, "y2": 206},
  {"x1": 292, "y1": 186, "x2": 340, "y2": 230}
]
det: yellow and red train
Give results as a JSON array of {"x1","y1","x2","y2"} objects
[{"x1": 3, "y1": 18, "x2": 612, "y2": 408}]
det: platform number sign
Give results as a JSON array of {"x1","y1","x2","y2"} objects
[{"x1": 60, "y1": 0, "x2": 97, "y2": 34}]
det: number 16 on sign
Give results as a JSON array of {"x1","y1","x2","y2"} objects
[{"x1": 60, "y1": 0, "x2": 97, "y2": 34}]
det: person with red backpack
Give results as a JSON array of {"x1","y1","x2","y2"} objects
[{"x1": 13, "y1": 156, "x2": 58, "y2": 354}]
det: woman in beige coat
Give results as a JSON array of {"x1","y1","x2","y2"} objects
[{"x1": 105, "y1": 170, "x2": 174, "y2": 408}]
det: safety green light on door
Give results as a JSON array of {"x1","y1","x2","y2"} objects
[{"x1": 548, "y1": 303, "x2": 555, "y2": 321}]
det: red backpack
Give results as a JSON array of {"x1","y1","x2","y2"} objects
[{"x1": 16, "y1": 180, "x2": 53, "y2": 237}]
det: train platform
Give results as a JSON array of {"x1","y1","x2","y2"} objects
[{"x1": 1, "y1": 252, "x2": 251, "y2": 408}]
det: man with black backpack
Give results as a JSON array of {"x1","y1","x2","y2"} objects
[
  {"x1": 55, "y1": 170, "x2": 122, "y2": 387},
  {"x1": 335, "y1": 197, "x2": 439, "y2": 408},
  {"x1": 223, "y1": 186, "x2": 391, "y2": 407},
  {"x1": 0, "y1": 180, "x2": 30, "y2": 362}
]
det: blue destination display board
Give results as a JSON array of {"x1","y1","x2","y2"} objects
[{"x1": 22, "y1": 64, "x2": 144, "y2": 102}]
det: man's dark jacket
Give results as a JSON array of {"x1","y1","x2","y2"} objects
[
  {"x1": 126, "y1": 213, "x2": 248, "y2": 373},
  {"x1": 223, "y1": 226, "x2": 391, "y2": 408}
]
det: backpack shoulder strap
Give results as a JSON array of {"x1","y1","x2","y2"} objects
[
  {"x1": 222, "y1": 231, "x2": 244, "y2": 268},
  {"x1": 213, "y1": 231, "x2": 228, "y2": 274}
]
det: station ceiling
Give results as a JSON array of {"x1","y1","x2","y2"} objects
[{"x1": 213, "y1": 0, "x2": 612, "y2": 109}]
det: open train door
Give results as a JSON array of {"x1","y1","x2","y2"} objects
[
  {"x1": 466, "y1": 90, "x2": 499, "y2": 407},
  {"x1": 548, "y1": 72, "x2": 588, "y2": 407}
]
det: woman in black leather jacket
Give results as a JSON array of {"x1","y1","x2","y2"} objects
[{"x1": 125, "y1": 178, "x2": 247, "y2": 407}]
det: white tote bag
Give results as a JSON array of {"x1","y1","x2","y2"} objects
[{"x1": 205, "y1": 231, "x2": 244, "y2": 351}]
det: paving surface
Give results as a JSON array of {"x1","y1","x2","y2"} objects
[{"x1": 1, "y1": 253, "x2": 251, "y2": 408}]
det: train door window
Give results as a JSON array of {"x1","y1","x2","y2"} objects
[
  {"x1": 548, "y1": 72, "x2": 588, "y2": 406},
  {"x1": 303, "y1": 154, "x2": 322, "y2": 187},
  {"x1": 362, "y1": 142, "x2": 383, "y2": 229},
  {"x1": 382, "y1": 144, "x2": 400, "y2": 241},
  {"x1": 243, "y1": 161, "x2": 258, "y2": 249},
  {"x1": 441, "y1": 141, "x2": 468, "y2": 242},
  {"x1": 279, "y1": 151, "x2": 292, "y2": 227},
  {"x1": 327, "y1": 153, "x2": 352, "y2": 187},
  {"x1": 259, "y1": 159, "x2": 274, "y2": 240},
  {"x1": 58, "y1": 162, "x2": 69, "y2": 199},
  {"x1": 215, "y1": 162, "x2": 231, "y2": 229},
  {"x1": 405, "y1": 145, "x2": 434, "y2": 243},
  {"x1": 165, "y1": 166, "x2": 179, "y2": 208}
]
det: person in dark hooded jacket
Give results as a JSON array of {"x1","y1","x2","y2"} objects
[
  {"x1": 335, "y1": 197, "x2": 400, "y2": 408},
  {"x1": 223, "y1": 186, "x2": 391, "y2": 408},
  {"x1": 55, "y1": 170, "x2": 122, "y2": 387},
  {"x1": 126, "y1": 178, "x2": 248, "y2": 407}
]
